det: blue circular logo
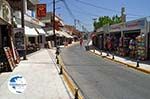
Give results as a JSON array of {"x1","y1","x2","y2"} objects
[{"x1": 8, "y1": 75, "x2": 27, "y2": 94}]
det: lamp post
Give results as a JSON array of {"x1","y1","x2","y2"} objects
[
  {"x1": 53, "y1": 0, "x2": 57, "y2": 47},
  {"x1": 21, "y1": 0, "x2": 27, "y2": 60}
]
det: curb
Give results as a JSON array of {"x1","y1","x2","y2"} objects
[
  {"x1": 65, "y1": 42, "x2": 80, "y2": 48},
  {"x1": 89, "y1": 50, "x2": 150, "y2": 74},
  {"x1": 57, "y1": 55, "x2": 85, "y2": 99}
]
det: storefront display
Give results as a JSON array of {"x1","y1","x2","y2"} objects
[
  {"x1": 3, "y1": 47, "x2": 16, "y2": 71},
  {"x1": 129, "y1": 39, "x2": 137, "y2": 58},
  {"x1": 0, "y1": 49, "x2": 8, "y2": 72},
  {"x1": 95, "y1": 17, "x2": 150, "y2": 60},
  {"x1": 136, "y1": 34, "x2": 146, "y2": 60}
]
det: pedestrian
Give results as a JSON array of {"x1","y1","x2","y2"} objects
[{"x1": 80, "y1": 38, "x2": 83, "y2": 46}]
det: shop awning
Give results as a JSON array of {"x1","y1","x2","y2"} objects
[
  {"x1": 59, "y1": 31, "x2": 73, "y2": 38},
  {"x1": 25, "y1": 26, "x2": 39, "y2": 36},
  {"x1": 46, "y1": 30, "x2": 63, "y2": 37},
  {"x1": 35, "y1": 28, "x2": 46, "y2": 35},
  {"x1": 17, "y1": 24, "x2": 39, "y2": 37}
]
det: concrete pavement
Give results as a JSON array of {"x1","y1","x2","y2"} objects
[{"x1": 0, "y1": 49, "x2": 71, "y2": 99}]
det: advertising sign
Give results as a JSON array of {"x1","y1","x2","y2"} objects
[
  {"x1": 13, "y1": 28, "x2": 24, "y2": 50},
  {"x1": 36, "y1": 4, "x2": 46, "y2": 17},
  {"x1": 125, "y1": 18, "x2": 146, "y2": 30},
  {"x1": 109, "y1": 23, "x2": 123, "y2": 32},
  {"x1": 3, "y1": 47, "x2": 16, "y2": 71}
]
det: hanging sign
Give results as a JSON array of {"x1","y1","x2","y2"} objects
[{"x1": 36, "y1": 4, "x2": 46, "y2": 17}]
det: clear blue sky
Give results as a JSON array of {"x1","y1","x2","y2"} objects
[{"x1": 39, "y1": 0, "x2": 150, "y2": 31}]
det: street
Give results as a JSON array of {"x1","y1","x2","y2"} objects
[{"x1": 60, "y1": 42, "x2": 150, "y2": 99}]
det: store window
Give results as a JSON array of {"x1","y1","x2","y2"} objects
[
  {"x1": 28, "y1": 37, "x2": 35, "y2": 44},
  {"x1": 38, "y1": 35, "x2": 42, "y2": 43}
]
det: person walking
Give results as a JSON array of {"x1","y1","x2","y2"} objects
[{"x1": 80, "y1": 38, "x2": 83, "y2": 46}]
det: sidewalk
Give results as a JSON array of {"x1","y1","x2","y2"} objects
[
  {"x1": 90, "y1": 49, "x2": 150, "y2": 74},
  {"x1": 0, "y1": 49, "x2": 71, "y2": 99}
]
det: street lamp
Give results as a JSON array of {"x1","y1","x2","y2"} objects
[
  {"x1": 53, "y1": 0, "x2": 57, "y2": 47},
  {"x1": 21, "y1": 0, "x2": 27, "y2": 60}
]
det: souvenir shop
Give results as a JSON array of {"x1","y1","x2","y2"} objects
[
  {"x1": 14, "y1": 14, "x2": 45, "y2": 54},
  {"x1": 95, "y1": 27, "x2": 104, "y2": 50},
  {"x1": 108, "y1": 24, "x2": 122, "y2": 53},
  {"x1": 120, "y1": 18, "x2": 147, "y2": 60},
  {"x1": 94, "y1": 17, "x2": 150, "y2": 60},
  {"x1": 0, "y1": 0, "x2": 14, "y2": 72}
]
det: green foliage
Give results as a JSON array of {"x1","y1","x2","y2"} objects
[{"x1": 93, "y1": 15, "x2": 122, "y2": 30}]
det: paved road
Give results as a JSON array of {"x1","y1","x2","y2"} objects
[{"x1": 60, "y1": 43, "x2": 150, "y2": 99}]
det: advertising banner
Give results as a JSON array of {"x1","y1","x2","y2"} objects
[{"x1": 13, "y1": 28, "x2": 25, "y2": 50}]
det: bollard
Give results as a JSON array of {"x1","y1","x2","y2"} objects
[
  {"x1": 59, "y1": 65, "x2": 63, "y2": 75},
  {"x1": 100, "y1": 50, "x2": 102, "y2": 55},
  {"x1": 57, "y1": 58, "x2": 59, "y2": 64},
  {"x1": 106, "y1": 51, "x2": 109, "y2": 56},
  {"x1": 74, "y1": 88, "x2": 79, "y2": 99},
  {"x1": 112, "y1": 53, "x2": 114, "y2": 59},
  {"x1": 136, "y1": 59, "x2": 140, "y2": 67}
]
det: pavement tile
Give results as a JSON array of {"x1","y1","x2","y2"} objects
[{"x1": 0, "y1": 49, "x2": 71, "y2": 99}]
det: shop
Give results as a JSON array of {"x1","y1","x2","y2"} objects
[
  {"x1": 22, "y1": 26, "x2": 39, "y2": 54},
  {"x1": 109, "y1": 24, "x2": 122, "y2": 53},
  {"x1": 94, "y1": 17, "x2": 150, "y2": 60},
  {"x1": 0, "y1": 0, "x2": 14, "y2": 72},
  {"x1": 96, "y1": 27, "x2": 104, "y2": 50},
  {"x1": 35, "y1": 27, "x2": 46, "y2": 48},
  {"x1": 14, "y1": 14, "x2": 45, "y2": 54},
  {"x1": 121, "y1": 18, "x2": 147, "y2": 59}
]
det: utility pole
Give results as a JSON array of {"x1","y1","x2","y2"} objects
[
  {"x1": 53, "y1": 0, "x2": 56, "y2": 47},
  {"x1": 74, "y1": 19, "x2": 76, "y2": 29},
  {"x1": 93, "y1": 18, "x2": 97, "y2": 32},
  {"x1": 21, "y1": 0, "x2": 27, "y2": 60}
]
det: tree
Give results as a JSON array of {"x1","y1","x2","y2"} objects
[{"x1": 93, "y1": 15, "x2": 122, "y2": 30}]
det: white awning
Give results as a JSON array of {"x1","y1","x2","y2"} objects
[
  {"x1": 25, "y1": 26, "x2": 39, "y2": 36},
  {"x1": 60, "y1": 31, "x2": 73, "y2": 38},
  {"x1": 46, "y1": 30, "x2": 63, "y2": 37},
  {"x1": 35, "y1": 28, "x2": 46, "y2": 35},
  {"x1": 17, "y1": 24, "x2": 39, "y2": 37}
]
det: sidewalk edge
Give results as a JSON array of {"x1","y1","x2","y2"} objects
[
  {"x1": 89, "y1": 50, "x2": 150, "y2": 74},
  {"x1": 58, "y1": 55, "x2": 85, "y2": 99}
]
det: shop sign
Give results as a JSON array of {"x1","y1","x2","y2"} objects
[
  {"x1": 13, "y1": 28, "x2": 25, "y2": 50},
  {"x1": 125, "y1": 19, "x2": 145, "y2": 30},
  {"x1": 0, "y1": 0, "x2": 11, "y2": 24},
  {"x1": 36, "y1": 4, "x2": 46, "y2": 17},
  {"x1": 97, "y1": 27, "x2": 103, "y2": 32},
  {"x1": 109, "y1": 24, "x2": 122, "y2": 32}
]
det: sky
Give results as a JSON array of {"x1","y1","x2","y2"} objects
[{"x1": 39, "y1": 0, "x2": 150, "y2": 31}]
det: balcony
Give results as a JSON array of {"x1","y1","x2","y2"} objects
[{"x1": 6, "y1": 0, "x2": 39, "y2": 11}]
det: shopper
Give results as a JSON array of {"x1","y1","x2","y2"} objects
[{"x1": 80, "y1": 38, "x2": 83, "y2": 46}]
